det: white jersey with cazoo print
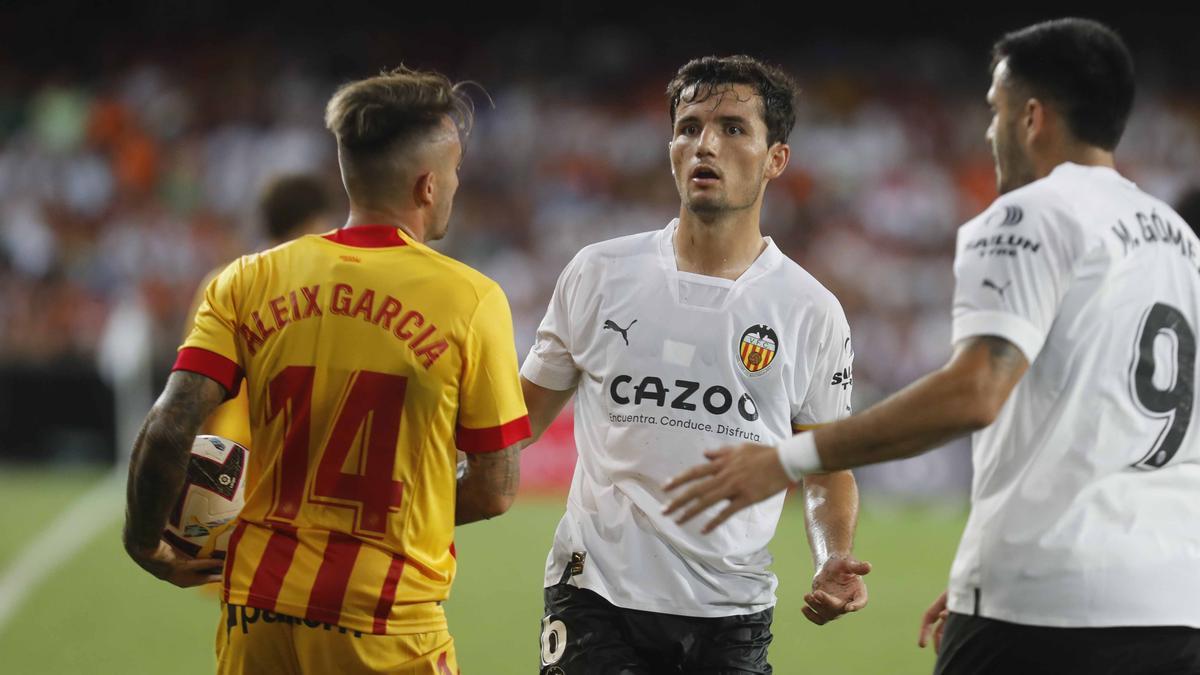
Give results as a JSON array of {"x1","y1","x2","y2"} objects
[
  {"x1": 949, "y1": 162, "x2": 1200, "y2": 628},
  {"x1": 521, "y1": 219, "x2": 853, "y2": 618}
]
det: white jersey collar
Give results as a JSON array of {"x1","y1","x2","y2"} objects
[
  {"x1": 1049, "y1": 161, "x2": 1136, "y2": 188},
  {"x1": 657, "y1": 219, "x2": 783, "y2": 288}
]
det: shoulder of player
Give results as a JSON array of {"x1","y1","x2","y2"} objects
[
  {"x1": 209, "y1": 240, "x2": 292, "y2": 288},
  {"x1": 961, "y1": 175, "x2": 1082, "y2": 238},
  {"x1": 403, "y1": 243, "x2": 507, "y2": 303},
  {"x1": 771, "y1": 255, "x2": 849, "y2": 328},
  {"x1": 248, "y1": 235, "x2": 504, "y2": 303},
  {"x1": 774, "y1": 255, "x2": 843, "y2": 307},
  {"x1": 231, "y1": 235, "x2": 310, "y2": 270},
  {"x1": 560, "y1": 229, "x2": 661, "y2": 277},
  {"x1": 577, "y1": 230, "x2": 659, "y2": 261}
]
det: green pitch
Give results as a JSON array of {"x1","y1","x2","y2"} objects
[{"x1": 0, "y1": 468, "x2": 964, "y2": 674}]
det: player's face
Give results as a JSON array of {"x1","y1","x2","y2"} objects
[
  {"x1": 987, "y1": 59, "x2": 1036, "y2": 195},
  {"x1": 426, "y1": 117, "x2": 462, "y2": 242},
  {"x1": 669, "y1": 83, "x2": 786, "y2": 216}
]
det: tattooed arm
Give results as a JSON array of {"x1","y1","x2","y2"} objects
[
  {"x1": 665, "y1": 337, "x2": 1029, "y2": 530},
  {"x1": 123, "y1": 370, "x2": 228, "y2": 587},
  {"x1": 810, "y1": 335, "x2": 1028, "y2": 471},
  {"x1": 456, "y1": 443, "x2": 522, "y2": 525}
]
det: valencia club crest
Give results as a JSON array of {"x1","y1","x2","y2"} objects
[{"x1": 739, "y1": 324, "x2": 779, "y2": 374}]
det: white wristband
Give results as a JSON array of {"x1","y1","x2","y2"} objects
[{"x1": 777, "y1": 431, "x2": 822, "y2": 481}]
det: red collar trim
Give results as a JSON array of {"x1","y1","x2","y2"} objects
[{"x1": 322, "y1": 225, "x2": 409, "y2": 248}]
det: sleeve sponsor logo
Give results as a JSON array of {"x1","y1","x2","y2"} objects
[{"x1": 830, "y1": 366, "x2": 853, "y2": 390}]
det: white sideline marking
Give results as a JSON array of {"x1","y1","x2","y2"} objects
[{"x1": 0, "y1": 471, "x2": 123, "y2": 633}]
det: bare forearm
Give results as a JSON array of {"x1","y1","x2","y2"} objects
[
  {"x1": 124, "y1": 412, "x2": 194, "y2": 550},
  {"x1": 455, "y1": 446, "x2": 520, "y2": 525},
  {"x1": 455, "y1": 378, "x2": 564, "y2": 523},
  {"x1": 521, "y1": 377, "x2": 574, "y2": 445},
  {"x1": 814, "y1": 337, "x2": 1027, "y2": 472},
  {"x1": 123, "y1": 372, "x2": 225, "y2": 553},
  {"x1": 813, "y1": 371, "x2": 980, "y2": 471},
  {"x1": 455, "y1": 478, "x2": 501, "y2": 525},
  {"x1": 802, "y1": 471, "x2": 859, "y2": 568}
]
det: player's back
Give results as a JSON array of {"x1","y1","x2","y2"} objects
[
  {"x1": 950, "y1": 162, "x2": 1200, "y2": 627},
  {"x1": 179, "y1": 225, "x2": 527, "y2": 635}
]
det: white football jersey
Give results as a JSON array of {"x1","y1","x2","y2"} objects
[
  {"x1": 949, "y1": 162, "x2": 1200, "y2": 628},
  {"x1": 521, "y1": 220, "x2": 853, "y2": 617}
]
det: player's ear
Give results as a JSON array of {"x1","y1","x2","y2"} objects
[
  {"x1": 413, "y1": 171, "x2": 436, "y2": 208},
  {"x1": 1023, "y1": 98, "x2": 1044, "y2": 146},
  {"x1": 764, "y1": 142, "x2": 790, "y2": 180}
]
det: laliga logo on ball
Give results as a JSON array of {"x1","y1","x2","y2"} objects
[{"x1": 162, "y1": 435, "x2": 249, "y2": 558}]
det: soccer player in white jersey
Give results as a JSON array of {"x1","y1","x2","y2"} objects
[
  {"x1": 519, "y1": 56, "x2": 870, "y2": 673},
  {"x1": 666, "y1": 19, "x2": 1200, "y2": 674}
]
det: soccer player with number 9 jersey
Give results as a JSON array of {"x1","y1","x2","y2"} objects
[
  {"x1": 124, "y1": 67, "x2": 530, "y2": 675},
  {"x1": 667, "y1": 19, "x2": 1200, "y2": 674}
]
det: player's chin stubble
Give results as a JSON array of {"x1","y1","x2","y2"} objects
[
  {"x1": 686, "y1": 185, "x2": 761, "y2": 218},
  {"x1": 685, "y1": 192, "x2": 726, "y2": 216}
]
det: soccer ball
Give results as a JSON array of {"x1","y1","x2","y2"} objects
[{"x1": 162, "y1": 435, "x2": 248, "y2": 558}]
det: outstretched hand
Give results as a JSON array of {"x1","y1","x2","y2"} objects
[
  {"x1": 804, "y1": 556, "x2": 872, "y2": 625},
  {"x1": 663, "y1": 443, "x2": 793, "y2": 533},
  {"x1": 127, "y1": 539, "x2": 224, "y2": 588}
]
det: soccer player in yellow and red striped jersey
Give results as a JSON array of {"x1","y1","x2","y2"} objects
[{"x1": 124, "y1": 67, "x2": 530, "y2": 675}]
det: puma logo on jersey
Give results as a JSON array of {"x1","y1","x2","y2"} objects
[
  {"x1": 982, "y1": 278, "x2": 1012, "y2": 299},
  {"x1": 603, "y1": 319, "x2": 637, "y2": 346}
]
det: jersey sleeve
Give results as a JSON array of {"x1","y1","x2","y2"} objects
[
  {"x1": 951, "y1": 194, "x2": 1082, "y2": 362},
  {"x1": 793, "y1": 303, "x2": 854, "y2": 430},
  {"x1": 456, "y1": 285, "x2": 532, "y2": 454},
  {"x1": 520, "y1": 253, "x2": 584, "y2": 391},
  {"x1": 174, "y1": 260, "x2": 244, "y2": 397}
]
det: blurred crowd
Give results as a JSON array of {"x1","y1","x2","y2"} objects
[{"x1": 1, "y1": 36, "x2": 1198, "y2": 482}]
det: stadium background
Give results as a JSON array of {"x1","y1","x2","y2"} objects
[{"x1": 0, "y1": 2, "x2": 1197, "y2": 672}]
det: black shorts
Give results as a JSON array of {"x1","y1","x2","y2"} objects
[
  {"x1": 935, "y1": 612, "x2": 1200, "y2": 675},
  {"x1": 538, "y1": 583, "x2": 773, "y2": 675}
]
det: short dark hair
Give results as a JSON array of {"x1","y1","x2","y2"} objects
[
  {"x1": 324, "y1": 66, "x2": 474, "y2": 198},
  {"x1": 667, "y1": 55, "x2": 800, "y2": 147},
  {"x1": 992, "y1": 18, "x2": 1135, "y2": 151},
  {"x1": 259, "y1": 174, "x2": 333, "y2": 241}
]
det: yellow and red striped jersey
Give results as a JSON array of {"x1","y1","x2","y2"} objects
[{"x1": 175, "y1": 225, "x2": 530, "y2": 635}]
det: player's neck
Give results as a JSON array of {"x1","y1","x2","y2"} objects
[
  {"x1": 344, "y1": 209, "x2": 426, "y2": 243},
  {"x1": 674, "y1": 210, "x2": 766, "y2": 281}
]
